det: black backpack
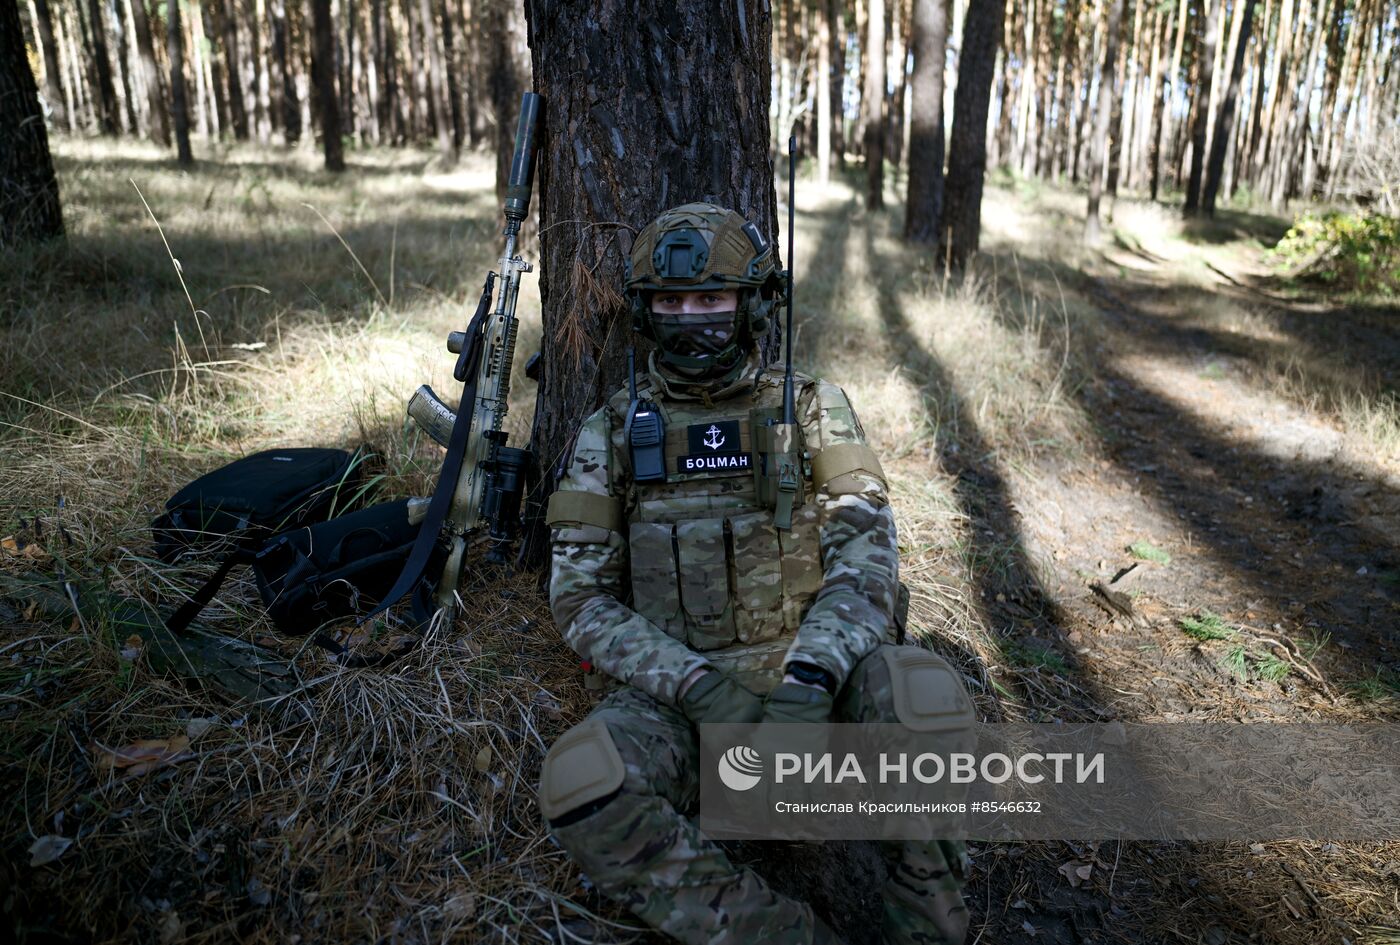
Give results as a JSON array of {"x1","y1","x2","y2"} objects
[
  {"x1": 152, "y1": 449, "x2": 429, "y2": 659},
  {"x1": 152, "y1": 448, "x2": 366, "y2": 562}
]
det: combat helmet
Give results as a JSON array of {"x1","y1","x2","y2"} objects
[{"x1": 625, "y1": 202, "x2": 784, "y2": 375}]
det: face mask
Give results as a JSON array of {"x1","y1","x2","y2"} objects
[{"x1": 650, "y1": 310, "x2": 742, "y2": 363}]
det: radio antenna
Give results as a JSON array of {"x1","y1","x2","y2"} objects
[{"x1": 783, "y1": 135, "x2": 796, "y2": 426}]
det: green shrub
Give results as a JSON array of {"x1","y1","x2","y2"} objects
[{"x1": 1268, "y1": 210, "x2": 1400, "y2": 295}]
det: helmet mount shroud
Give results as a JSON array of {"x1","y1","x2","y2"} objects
[{"x1": 625, "y1": 203, "x2": 785, "y2": 378}]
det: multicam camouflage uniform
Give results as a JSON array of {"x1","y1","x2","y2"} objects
[{"x1": 538, "y1": 203, "x2": 974, "y2": 945}]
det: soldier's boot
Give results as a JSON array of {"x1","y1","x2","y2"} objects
[
  {"x1": 879, "y1": 839, "x2": 970, "y2": 945},
  {"x1": 550, "y1": 790, "x2": 831, "y2": 945}
]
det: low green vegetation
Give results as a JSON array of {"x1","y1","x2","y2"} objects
[
  {"x1": 1269, "y1": 210, "x2": 1400, "y2": 295},
  {"x1": 1179, "y1": 610, "x2": 1236, "y2": 642},
  {"x1": 1128, "y1": 541, "x2": 1171, "y2": 564}
]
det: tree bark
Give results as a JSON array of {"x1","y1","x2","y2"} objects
[
  {"x1": 864, "y1": 0, "x2": 886, "y2": 207},
  {"x1": 417, "y1": 0, "x2": 453, "y2": 159},
  {"x1": 904, "y1": 0, "x2": 947, "y2": 242},
  {"x1": 1183, "y1": 0, "x2": 1222, "y2": 214},
  {"x1": 438, "y1": 0, "x2": 464, "y2": 154},
  {"x1": 1148, "y1": 3, "x2": 1172, "y2": 199},
  {"x1": 271, "y1": 0, "x2": 300, "y2": 143},
  {"x1": 85, "y1": 0, "x2": 120, "y2": 133},
  {"x1": 522, "y1": 0, "x2": 779, "y2": 506},
  {"x1": 311, "y1": 0, "x2": 344, "y2": 169},
  {"x1": 215, "y1": 0, "x2": 250, "y2": 138},
  {"x1": 30, "y1": 0, "x2": 68, "y2": 128},
  {"x1": 1050, "y1": 0, "x2": 1081, "y2": 180},
  {"x1": 941, "y1": 0, "x2": 1006, "y2": 265},
  {"x1": 2, "y1": 0, "x2": 64, "y2": 245},
  {"x1": 1203, "y1": 0, "x2": 1257, "y2": 213},
  {"x1": 818, "y1": 0, "x2": 833, "y2": 182},
  {"x1": 829, "y1": 0, "x2": 845, "y2": 170},
  {"x1": 1083, "y1": 0, "x2": 1127, "y2": 243},
  {"x1": 168, "y1": 0, "x2": 194, "y2": 163},
  {"x1": 113, "y1": 0, "x2": 140, "y2": 133},
  {"x1": 486, "y1": 0, "x2": 528, "y2": 203}
]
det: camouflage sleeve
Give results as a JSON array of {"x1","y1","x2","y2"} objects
[
  {"x1": 783, "y1": 381, "x2": 900, "y2": 688},
  {"x1": 548, "y1": 408, "x2": 713, "y2": 707}
]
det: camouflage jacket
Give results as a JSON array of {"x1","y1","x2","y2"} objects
[{"x1": 546, "y1": 351, "x2": 899, "y2": 706}]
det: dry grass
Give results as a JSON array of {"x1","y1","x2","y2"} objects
[{"x1": 5, "y1": 142, "x2": 1398, "y2": 943}]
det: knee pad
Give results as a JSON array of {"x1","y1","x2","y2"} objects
[
  {"x1": 539, "y1": 716, "x2": 627, "y2": 823},
  {"x1": 880, "y1": 646, "x2": 975, "y2": 733}
]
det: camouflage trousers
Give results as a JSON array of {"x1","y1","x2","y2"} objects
[{"x1": 545, "y1": 645, "x2": 970, "y2": 945}]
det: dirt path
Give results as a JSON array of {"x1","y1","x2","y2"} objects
[
  {"x1": 1020, "y1": 258, "x2": 1400, "y2": 720},
  {"x1": 964, "y1": 235, "x2": 1400, "y2": 943}
]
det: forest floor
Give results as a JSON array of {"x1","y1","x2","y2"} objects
[{"x1": 2, "y1": 140, "x2": 1399, "y2": 944}]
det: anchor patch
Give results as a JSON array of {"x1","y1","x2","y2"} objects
[{"x1": 680, "y1": 419, "x2": 748, "y2": 474}]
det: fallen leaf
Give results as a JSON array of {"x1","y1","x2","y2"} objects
[
  {"x1": 1021, "y1": 920, "x2": 1039, "y2": 936},
  {"x1": 1058, "y1": 859, "x2": 1093, "y2": 887},
  {"x1": 94, "y1": 735, "x2": 193, "y2": 777},
  {"x1": 185, "y1": 718, "x2": 215, "y2": 741},
  {"x1": 474, "y1": 746, "x2": 492, "y2": 773},
  {"x1": 1249, "y1": 842, "x2": 1266, "y2": 855},
  {"x1": 29, "y1": 834, "x2": 73, "y2": 866},
  {"x1": 158, "y1": 911, "x2": 183, "y2": 945},
  {"x1": 1, "y1": 536, "x2": 51, "y2": 561},
  {"x1": 444, "y1": 894, "x2": 477, "y2": 919},
  {"x1": 246, "y1": 877, "x2": 271, "y2": 907},
  {"x1": 120, "y1": 634, "x2": 144, "y2": 661}
]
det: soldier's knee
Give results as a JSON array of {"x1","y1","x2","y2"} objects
[
  {"x1": 539, "y1": 717, "x2": 627, "y2": 826},
  {"x1": 848, "y1": 645, "x2": 975, "y2": 734}
]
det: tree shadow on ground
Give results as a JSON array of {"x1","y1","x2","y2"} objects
[
  {"x1": 972, "y1": 241, "x2": 1399, "y2": 945},
  {"x1": 1178, "y1": 207, "x2": 1292, "y2": 247},
  {"x1": 859, "y1": 216, "x2": 1146, "y2": 945}
]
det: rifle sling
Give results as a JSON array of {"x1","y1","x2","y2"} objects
[{"x1": 360, "y1": 276, "x2": 494, "y2": 628}]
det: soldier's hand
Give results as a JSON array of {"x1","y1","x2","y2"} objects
[
  {"x1": 762, "y1": 681, "x2": 834, "y2": 724},
  {"x1": 679, "y1": 670, "x2": 764, "y2": 725}
]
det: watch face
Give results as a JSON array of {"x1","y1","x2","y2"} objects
[{"x1": 788, "y1": 664, "x2": 835, "y2": 692}]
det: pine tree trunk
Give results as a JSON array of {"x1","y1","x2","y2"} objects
[
  {"x1": 485, "y1": 0, "x2": 527, "y2": 202},
  {"x1": 168, "y1": 0, "x2": 193, "y2": 163},
  {"x1": 818, "y1": 0, "x2": 832, "y2": 182},
  {"x1": 113, "y1": 0, "x2": 139, "y2": 133},
  {"x1": 1106, "y1": 0, "x2": 1130, "y2": 203},
  {"x1": 1148, "y1": 3, "x2": 1171, "y2": 200},
  {"x1": 1252, "y1": 0, "x2": 1295, "y2": 189},
  {"x1": 941, "y1": 0, "x2": 1006, "y2": 265},
  {"x1": 864, "y1": 0, "x2": 886, "y2": 207},
  {"x1": 828, "y1": 0, "x2": 845, "y2": 169},
  {"x1": 1050, "y1": 0, "x2": 1081, "y2": 180},
  {"x1": 215, "y1": 0, "x2": 247, "y2": 139},
  {"x1": 438, "y1": 0, "x2": 464, "y2": 154},
  {"x1": 31, "y1": 0, "x2": 68, "y2": 129},
  {"x1": 1203, "y1": 0, "x2": 1256, "y2": 214},
  {"x1": 311, "y1": 0, "x2": 344, "y2": 169},
  {"x1": 1159, "y1": 0, "x2": 1189, "y2": 191},
  {"x1": 84, "y1": 0, "x2": 120, "y2": 133},
  {"x1": 417, "y1": 0, "x2": 452, "y2": 159},
  {"x1": 2, "y1": 0, "x2": 64, "y2": 245},
  {"x1": 1084, "y1": 0, "x2": 1127, "y2": 243},
  {"x1": 252, "y1": 0, "x2": 272, "y2": 140},
  {"x1": 272, "y1": 0, "x2": 300, "y2": 143},
  {"x1": 523, "y1": 0, "x2": 780, "y2": 505},
  {"x1": 904, "y1": 0, "x2": 947, "y2": 242},
  {"x1": 128, "y1": 0, "x2": 165, "y2": 144},
  {"x1": 1184, "y1": 0, "x2": 1222, "y2": 213}
]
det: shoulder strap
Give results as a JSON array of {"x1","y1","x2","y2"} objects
[{"x1": 162, "y1": 546, "x2": 258, "y2": 636}]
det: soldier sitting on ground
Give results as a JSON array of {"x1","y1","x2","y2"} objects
[{"x1": 538, "y1": 202, "x2": 976, "y2": 945}]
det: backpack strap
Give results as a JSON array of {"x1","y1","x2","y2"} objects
[{"x1": 162, "y1": 545, "x2": 258, "y2": 636}]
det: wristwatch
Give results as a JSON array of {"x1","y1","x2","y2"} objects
[{"x1": 785, "y1": 661, "x2": 838, "y2": 695}]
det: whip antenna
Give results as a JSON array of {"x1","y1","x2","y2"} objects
[{"x1": 783, "y1": 135, "x2": 796, "y2": 425}]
